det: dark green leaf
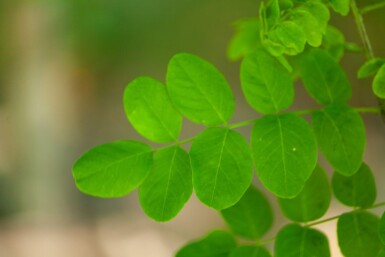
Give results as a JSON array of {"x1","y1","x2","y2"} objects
[
  {"x1": 275, "y1": 224, "x2": 330, "y2": 257},
  {"x1": 300, "y1": 48, "x2": 352, "y2": 104},
  {"x1": 378, "y1": 250, "x2": 385, "y2": 257},
  {"x1": 378, "y1": 211, "x2": 385, "y2": 245},
  {"x1": 278, "y1": 165, "x2": 331, "y2": 222},
  {"x1": 373, "y1": 64, "x2": 385, "y2": 99},
  {"x1": 337, "y1": 211, "x2": 382, "y2": 257},
  {"x1": 190, "y1": 128, "x2": 253, "y2": 209},
  {"x1": 312, "y1": 103, "x2": 366, "y2": 175},
  {"x1": 357, "y1": 58, "x2": 385, "y2": 78},
  {"x1": 176, "y1": 230, "x2": 236, "y2": 257},
  {"x1": 221, "y1": 186, "x2": 273, "y2": 239},
  {"x1": 230, "y1": 246, "x2": 271, "y2": 257},
  {"x1": 251, "y1": 113, "x2": 318, "y2": 198},
  {"x1": 228, "y1": 19, "x2": 261, "y2": 61},
  {"x1": 124, "y1": 77, "x2": 182, "y2": 143},
  {"x1": 73, "y1": 141, "x2": 153, "y2": 198},
  {"x1": 167, "y1": 53, "x2": 235, "y2": 126},
  {"x1": 332, "y1": 163, "x2": 376, "y2": 208},
  {"x1": 269, "y1": 21, "x2": 307, "y2": 55},
  {"x1": 240, "y1": 49, "x2": 294, "y2": 114},
  {"x1": 139, "y1": 146, "x2": 192, "y2": 222},
  {"x1": 329, "y1": 0, "x2": 350, "y2": 15}
]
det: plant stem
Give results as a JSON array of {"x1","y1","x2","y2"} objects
[
  {"x1": 351, "y1": 0, "x2": 374, "y2": 59},
  {"x1": 360, "y1": 1, "x2": 385, "y2": 14}
]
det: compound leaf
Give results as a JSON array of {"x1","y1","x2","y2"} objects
[
  {"x1": 357, "y1": 58, "x2": 385, "y2": 78},
  {"x1": 73, "y1": 141, "x2": 153, "y2": 198},
  {"x1": 300, "y1": 48, "x2": 352, "y2": 104},
  {"x1": 167, "y1": 53, "x2": 235, "y2": 126},
  {"x1": 139, "y1": 146, "x2": 192, "y2": 222},
  {"x1": 190, "y1": 128, "x2": 253, "y2": 210},
  {"x1": 230, "y1": 246, "x2": 271, "y2": 257},
  {"x1": 373, "y1": 64, "x2": 385, "y2": 99},
  {"x1": 275, "y1": 224, "x2": 330, "y2": 257},
  {"x1": 176, "y1": 230, "x2": 236, "y2": 257},
  {"x1": 123, "y1": 77, "x2": 182, "y2": 143},
  {"x1": 332, "y1": 163, "x2": 376, "y2": 208},
  {"x1": 241, "y1": 49, "x2": 294, "y2": 114},
  {"x1": 312, "y1": 103, "x2": 366, "y2": 175},
  {"x1": 251, "y1": 113, "x2": 317, "y2": 198},
  {"x1": 221, "y1": 186, "x2": 273, "y2": 239},
  {"x1": 337, "y1": 212, "x2": 382, "y2": 257},
  {"x1": 278, "y1": 165, "x2": 331, "y2": 222}
]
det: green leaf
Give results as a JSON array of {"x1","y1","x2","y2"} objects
[
  {"x1": 337, "y1": 211, "x2": 382, "y2": 257},
  {"x1": 332, "y1": 163, "x2": 376, "y2": 208},
  {"x1": 312, "y1": 103, "x2": 366, "y2": 175},
  {"x1": 139, "y1": 146, "x2": 192, "y2": 222},
  {"x1": 299, "y1": 48, "x2": 352, "y2": 104},
  {"x1": 251, "y1": 113, "x2": 318, "y2": 198},
  {"x1": 329, "y1": 0, "x2": 350, "y2": 15},
  {"x1": 73, "y1": 141, "x2": 153, "y2": 198},
  {"x1": 322, "y1": 26, "x2": 345, "y2": 61},
  {"x1": 299, "y1": 1, "x2": 330, "y2": 32},
  {"x1": 176, "y1": 230, "x2": 236, "y2": 257},
  {"x1": 229, "y1": 246, "x2": 271, "y2": 257},
  {"x1": 240, "y1": 49, "x2": 294, "y2": 114},
  {"x1": 379, "y1": 211, "x2": 385, "y2": 245},
  {"x1": 227, "y1": 19, "x2": 261, "y2": 61},
  {"x1": 378, "y1": 250, "x2": 385, "y2": 257},
  {"x1": 275, "y1": 224, "x2": 330, "y2": 257},
  {"x1": 167, "y1": 53, "x2": 235, "y2": 126},
  {"x1": 357, "y1": 58, "x2": 385, "y2": 78},
  {"x1": 278, "y1": 165, "x2": 331, "y2": 222},
  {"x1": 268, "y1": 21, "x2": 307, "y2": 55},
  {"x1": 221, "y1": 186, "x2": 273, "y2": 239},
  {"x1": 123, "y1": 77, "x2": 182, "y2": 143},
  {"x1": 290, "y1": 9, "x2": 323, "y2": 47},
  {"x1": 373, "y1": 64, "x2": 385, "y2": 99},
  {"x1": 190, "y1": 127, "x2": 253, "y2": 209},
  {"x1": 265, "y1": 0, "x2": 280, "y2": 28}
]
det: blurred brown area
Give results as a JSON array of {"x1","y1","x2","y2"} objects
[{"x1": 0, "y1": 0, "x2": 384, "y2": 256}]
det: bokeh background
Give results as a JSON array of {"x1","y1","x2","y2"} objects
[{"x1": 0, "y1": 0, "x2": 384, "y2": 256}]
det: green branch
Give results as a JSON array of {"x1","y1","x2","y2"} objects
[{"x1": 360, "y1": 1, "x2": 385, "y2": 14}]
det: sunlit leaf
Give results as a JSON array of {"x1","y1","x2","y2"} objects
[
  {"x1": 167, "y1": 53, "x2": 235, "y2": 126},
  {"x1": 124, "y1": 77, "x2": 182, "y2": 142},
  {"x1": 268, "y1": 21, "x2": 307, "y2": 55},
  {"x1": 176, "y1": 230, "x2": 236, "y2": 257},
  {"x1": 299, "y1": 1, "x2": 330, "y2": 32},
  {"x1": 329, "y1": 0, "x2": 350, "y2": 16},
  {"x1": 290, "y1": 9, "x2": 323, "y2": 47},
  {"x1": 251, "y1": 113, "x2": 318, "y2": 198},
  {"x1": 332, "y1": 163, "x2": 376, "y2": 208},
  {"x1": 221, "y1": 186, "x2": 273, "y2": 239},
  {"x1": 190, "y1": 128, "x2": 253, "y2": 209},
  {"x1": 73, "y1": 141, "x2": 153, "y2": 198},
  {"x1": 312, "y1": 103, "x2": 366, "y2": 175},
  {"x1": 139, "y1": 146, "x2": 192, "y2": 222}
]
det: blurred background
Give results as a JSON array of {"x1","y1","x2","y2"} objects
[{"x1": 0, "y1": 0, "x2": 384, "y2": 256}]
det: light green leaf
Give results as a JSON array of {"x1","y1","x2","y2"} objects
[
  {"x1": 337, "y1": 212, "x2": 382, "y2": 257},
  {"x1": 357, "y1": 58, "x2": 385, "y2": 78},
  {"x1": 227, "y1": 19, "x2": 261, "y2": 61},
  {"x1": 268, "y1": 21, "x2": 307, "y2": 55},
  {"x1": 299, "y1": 1, "x2": 330, "y2": 32},
  {"x1": 379, "y1": 211, "x2": 385, "y2": 245},
  {"x1": 373, "y1": 64, "x2": 385, "y2": 99},
  {"x1": 230, "y1": 246, "x2": 271, "y2": 257},
  {"x1": 123, "y1": 77, "x2": 182, "y2": 143},
  {"x1": 275, "y1": 224, "x2": 330, "y2": 257},
  {"x1": 278, "y1": 165, "x2": 331, "y2": 222},
  {"x1": 251, "y1": 113, "x2": 318, "y2": 198},
  {"x1": 332, "y1": 163, "x2": 376, "y2": 208},
  {"x1": 176, "y1": 230, "x2": 236, "y2": 257},
  {"x1": 290, "y1": 9, "x2": 323, "y2": 47},
  {"x1": 240, "y1": 49, "x2": 294, "y2": 114},
  {"x1": 221, "y1": 186, "x2": 273, "y2": 239},
  {"x1": 329, "y1": 0, "x2": 350, "y2": 15},
  {"x1": 312, "y1": 103, "x2": 366, "y2": 175},
  {"x1": 167, "y1": 53, "x2": 235, "y2": 126},
  {"x1": 139, "y1": 146, "x2": 192, "y2": 222},
  {"x1": 322, "y1": 26, "x2": 345, "y2": 61},
  {"x1": 300, "y1": 48, "x2": 352, "y2": 104},
  {"x1": 73, "y1": 141, "x2": 153, "y2": 198},
  {"x1": 190, "y1": 127, "x2": 253, "y2": 209}
]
